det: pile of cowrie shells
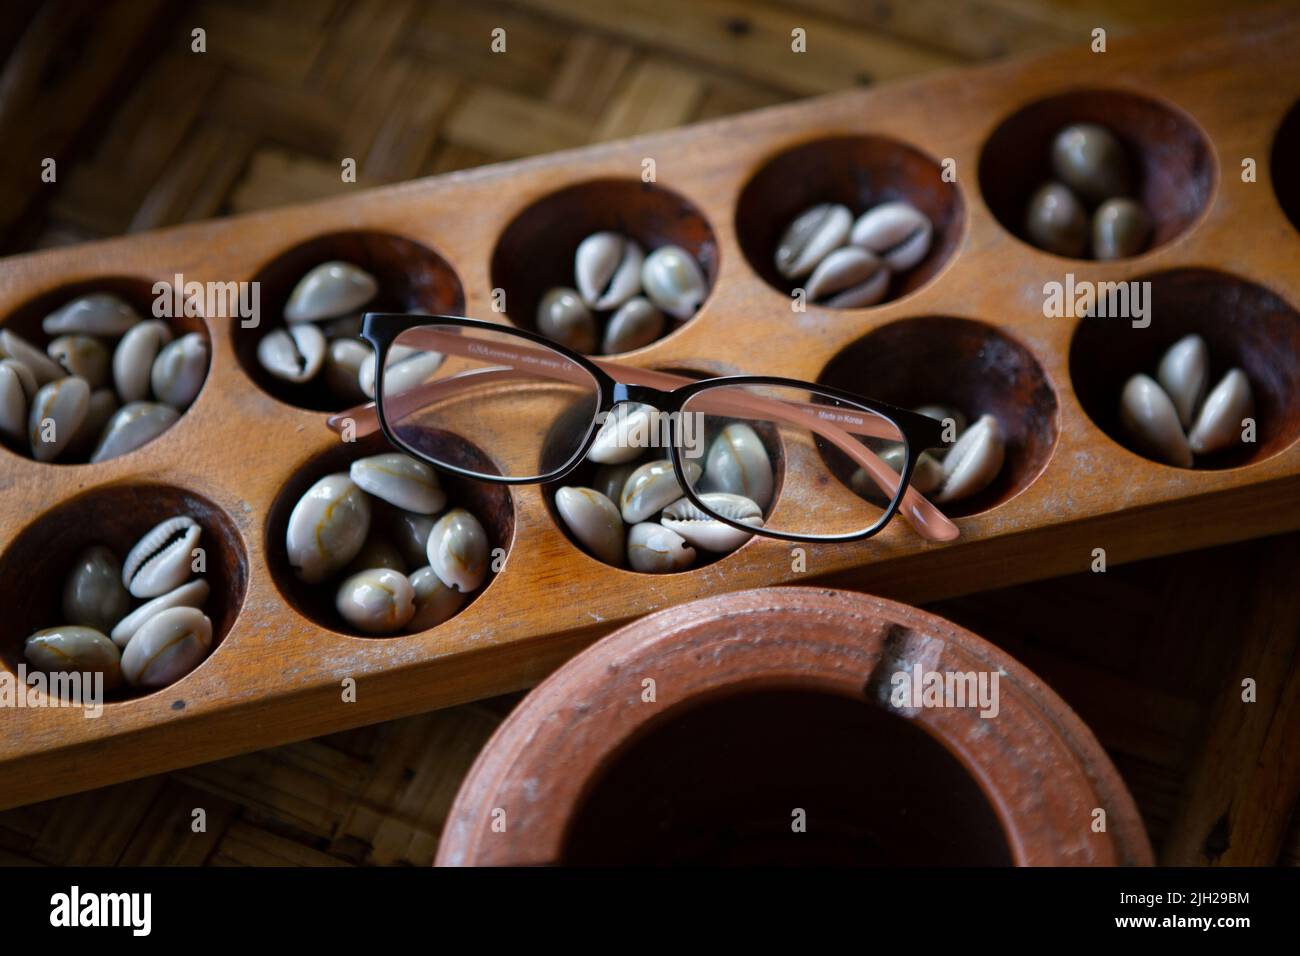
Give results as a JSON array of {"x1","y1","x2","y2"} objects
[
  {"x1": 537, "y1": 234, "x2": 708, "y2": 354},
  {"x1": 255, "y1": 261, "x2": 443, "y2": 403},
  {"x1": 23, "y1": 516, "x2": 214, "y2": 692},
  {"x1": 284, "y1": 452, "x2": 490, "y2": 634},
  {"x1": 0, "y1": 294, "x2": 207, "y2": 463},
  {"x1": 1120, "y1": 334, "x2": 1255, "y2": 467},
  {"x1": 1024, "y1": 123, "x2": 1153, "y2": 259},
  {"x1": 851, "y1": 405, "x2": 1006, "y2": 506},
  {"x1": 773, "y1": 200, "x2": 933, "y2": 308},
  {"x1": 553, "y1": 405, "x2": 773, "y2": 572}
]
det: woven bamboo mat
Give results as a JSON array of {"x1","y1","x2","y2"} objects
[
  {"x1": 0, "y1": 0, "x2": 1295, "y2": 866},
  {"x1": 0, "y1": 0, "x2": 1269, "y2": 250}
]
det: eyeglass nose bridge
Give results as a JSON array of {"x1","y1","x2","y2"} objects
[{"x1": 612, "y1": 382, "x2": 672, "y2": 408}]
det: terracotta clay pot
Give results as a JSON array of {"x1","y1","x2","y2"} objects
[{"x1": 436, "y1": 587, "x2": 1152, "y2": 866}]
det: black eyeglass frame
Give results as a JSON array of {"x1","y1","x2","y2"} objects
[{"x1": 362, "y1": 312, "x2": 950, "y2": 544}]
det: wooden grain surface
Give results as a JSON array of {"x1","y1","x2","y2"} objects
[{"x1": 0, "y1": 0, "x2": 1296, "y2": 865}]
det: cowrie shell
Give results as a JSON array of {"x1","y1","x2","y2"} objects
[
  {"x1": 588, "y1": 403, "x2": 660, "y2": 465},
  {"x1": 408, "y1": 566, "x2": 467, "y2": 630},
  {"x1": 151, "y1": 332, "x2": 208, "y2": 408},
  {"x1": 47, "y1": 335, "x2": 111, "y2": 388},
  {"x1": 1156, "y1": 334, "x2": 1209, "y2": 429},
  {"x1": 936, "y1": 414, "x2": 1005, "y2": 502},
  {"x1": 284, "y1": 261, "x2": 378, "y2": 322},
  {"x1": 25, "y1": 626, "x2": 122, "y2": 691},
  {"x1": 28, "y1": 375, "x2": 90, "y2": 462},
  {"x1": 336, "y1": 568, "x2": 416, "y2": 634},
  {"x1": 1051, "y1": 123, "x2": 1131, "y2": 205},
  {"x1": 906, "y1": 450, "x2": 946, "y2": 495},
  {"x1": 1120, "y1": 374, "x2": 1191, "y2": 467},
  {"x1": 323, "y1": 338, "x2": 369, "y2": 401},
  {"x1": 123, "y1": 516, "x2": 201, "y2": 598},
  {"x1": 0, "y1": 329, "x2": 65, "y2": 385},
  {"x1": 42, "y1": 293, "x2": 140, "y2": 337},
  {"x1": 0, "y1": 360, "x2": 30, "y2": 443},
  {"x1": 627, "y1": 522, "x2": 695, "y2": 573},
  {"x1": 851, "y1": 446, "x2": 944, "y2": 504},
  {"x1": 358, "y1": 344, "x2": 411, "y2": 398},
  {"x1": 110, "y1": 578, "x2": 210, "y2": 649},
  {"x1": 576, "y1": 232, "x2": 644, "y2": 311},
  {"x1": 1025, "y1": 182, "x2": 1088, "y2": 258},
  {"x1": 556, "y1": 487, "x2": 625, "y2": 566},
  {"x1": 62, "y1": 545, "x2": 131, "y2": 634},
  {"x1": 1093, "y1": 197, "x2": 1152, "y2": 260},
  {"x1": 258, "y1": 323, "x2": 326, "y2": 383},
  {"x1": 804, "y1": 246, "x2": 888, "y2": 308},
  {"x1": 358, "y1": 346, "x2": 442, "y2": 399},
  {"x1": 702, "y1": 422, "x2": 773, "y2": 509},
  {"x1": 120, "y1": 606, "x2": 212, "y2": 688},
  {"x1": 350, "y1": 452, "x2": 446, "y2": 514},
  {"x1": 602, "y1": 297, "x2": 665, "y2": 354},
  {"x1": 113, "y1": 320, "x2": 173, "y2": 403},
  {"x1": 536, "y1": 287, "x2": 596, "y2": 354},
  {"x1": 849, "y1": 202, "x2": 933, "y2": 272},
  {"x1": 775, "y1": 203, "x2": 852, "y2": 280},
  {"x1": 642, "y1": 245, "x2": 707, "y2": 320},
  {"x1": 1188, "y1": 368, "x2": 1253, "y2": 456},
  {"x1": 0, "y1": 356, "x2": 37, "y2": 399},
  {"x1": 620, "y1": 459, "x2": 702, "y2": 524},
  {"x1": 661, "y1": 493, "x2": 762, "y2": 552},
  {"x1": 90, "y1": 401, "x2": 178, "y2": 463},
  {"x1": 286, "y1": 474, "x2": 371, "y2": 584},
  {"x1": 426, "y1": 508, "x2": 490, "y2": 593}
]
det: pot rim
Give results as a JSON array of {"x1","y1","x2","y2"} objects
[{"x1": 436, "y1": 586, "x2": 1152, "y2": 866}]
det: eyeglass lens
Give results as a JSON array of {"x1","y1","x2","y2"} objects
[
  {"x1": 385, "y1": 323, "x2": 601, "y2": 481},
  {"x1": 678, "y1": 382, "x2": 906, "y2": 538},
  {"x1": 379, "y1": 323, "x2": 911, "y2": 536}
]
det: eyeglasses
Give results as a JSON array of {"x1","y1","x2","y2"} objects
[{"x1": 326, "y1": 314, "x2": 958, "y2": 544}]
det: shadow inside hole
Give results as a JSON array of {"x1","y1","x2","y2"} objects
[
  {"x1": 264, "y1": 431, "x2": 512, "y2": 637},
  {"x1": 734, "y1": 134, "x2": 963, "y2": 304},
  {"x1": 489, "y1": 179, "x2": 719, "y2": 350},
  {"x1": 978, "y1": 88, "x2": 1214, "y2": 258},
  {"x1": 0, "y1": 276, "x2": 211, "y2": 464},
  {"x1": 1270, "y1": 98, "x2": 1300, "y2": 236},
  {"x1": 561, "y1": 687, "x2": 1013, "y2": 865},
  {"x1": 236, "y1": 231, "x2": 464, "y2": 412},
  {"x1": 0, "y1": 483, "x2": 247, "y2": 703},
  {"x1": 818, "y1": 317, "x2": 1059, "y2": 518},
  {"x1": 1069, "y1": 269, "x2": 1300, "y2": 469}
]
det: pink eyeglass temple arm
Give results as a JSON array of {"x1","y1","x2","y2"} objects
[{"x1": 326, "y1": 330, "x2": 959, "y2": 543}]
